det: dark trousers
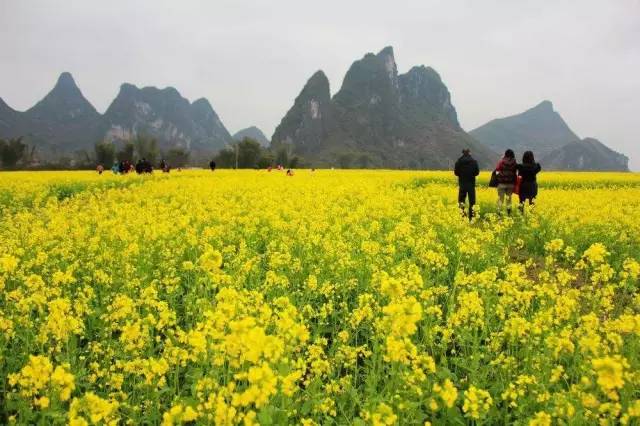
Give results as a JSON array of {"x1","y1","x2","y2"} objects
[
  {"x1": 458, "y1": 182, "x2": 476, "y2": 220},
  {"x1": 518, "y1": 181, "x2": 537, "y2": 210}
]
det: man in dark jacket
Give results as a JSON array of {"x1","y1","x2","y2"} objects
[{"x1": 454, "y1": 149, "x2": 480, "y2": 220}]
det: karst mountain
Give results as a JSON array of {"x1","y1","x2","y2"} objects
[
  {"x1": 233, "y1": 126, "x2": 269, "y2": 146},
  {"x1": 470, "y1": 101, "x2": 628, "y2": 171},
  {"x1": 0, "y1": 50, "x2": 631, "y2": 170},
  {"x1": 272, "y1": 46, "x2": 495, "y2": 169},
  {"x1": 0, "y1": 73, "x2": 232, "y2": 163}
]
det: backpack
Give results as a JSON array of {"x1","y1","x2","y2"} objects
[
  {"x1": 497, "y1": 158, "x2": 517, "y2": 184},
  {"x1": 489, "y1": 170, "x2": 499, "y2": 188}
]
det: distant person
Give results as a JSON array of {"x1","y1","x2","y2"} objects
[
  {"x1": 111, "y1": 162, "x2": 119, "y2": 174},
  {"x1": 517, "y1": 151, "x2": 541, "y2": 212},
  {"x1": 454, "y1": 148, "x2": 480, "y2": 220},
  {"x1": 96, "y1": 164, "x2": 104, "y2": 175},
  {"x1": 286, "y1": 169, "x2": 294, "y2": 176},
  {"x1": 143, "y1": 158, "x2": 153, "y2": 173},
  {"x1": 495, "y1": 149, "x2": 517, "y2": 215},
  {"x1": 159, "y1": 159, "x2": 170, "y2": 173},
  {"x1": 135, "y1": 159, "x2": 144, "y2": 174},
  {"x1": 209, "y1": 159, "x2": 216, "y2": 171}
]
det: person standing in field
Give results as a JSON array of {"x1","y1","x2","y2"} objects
[
  {"x1": 454, "y1": 148, "x2": 480, "y2": 221},
  {"x1": 495, "y1": 149, "x2": 517, "y2": 215},
  {"x1": 517, "y1": 150, "x2": 541, "y2": 212},
  {"x1": 159, "y1": 158, "x2": 169, "y2": 173},
  {"x1": 209, "y1": 159, "x2": 216, "y2": 171}
]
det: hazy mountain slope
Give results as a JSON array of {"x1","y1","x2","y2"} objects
[
  {"x1": 542, "y1": 137, "x2": 629, "y2": 171},
  {"x1": 272, "y1": 47, "x2": 494, "y2": 169},
  {"x1": 233, "y1": 126, "x2": 269, "y2": 146},
  {"x1": 102, "y1": 83, "x2": 232, "y2": 154},
  {"x1": 469, "y1": 100, "x2": 579, "y2": 158},
  {"x1": 470, "y1": 100, "x2": 629, "y2": 170},
  {"x1": 0, "y1": 72, "x2": 233, "y2": 162},
  {"x1": 17, "y1": 72, "x2": 102, "y2": 155},
  {"x1": 271, "y1": 70, "x2": 338, "y2": 156}
]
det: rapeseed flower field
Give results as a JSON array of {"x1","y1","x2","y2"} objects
[{"x1": 1, "y1": 169, "x2": 639, "y2": 425}]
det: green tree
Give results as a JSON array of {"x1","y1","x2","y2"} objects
[
  {"x1": 257, "y1": 152, "x2": 275, "y2": 169},
  {"x1": 95, "y1": 142, "x2": 116, "y2": 166},
  {"x1": 338, "y1": 152, "x2": 355, "y2": 169},
  {"x1": 237, "y1": 138, "x2": 262, "y2": 168},
  {"x1": 24, "y1": 145, "x2": 37, "y2": 166},
  {"x1": 116, "y1": 142, "x2": 135, "y2": 163},
  {"x1": 165, "y1": 148, "x2": 190, "y2": 168},
  {"x1": 0, "y1": 137, "x2": 27, "y2": 168},
  {"x1": 134, "y1": 135, "x2": 158, "y2": 164},
  {"x1": 214, "y1": 148, "x2": 236, "y2": 168},
  {"x1": 289, "y1": 156, "x2": 300, "y2": 168},
  {"x1": 358, "y1": 153, "x2": 372, "y2": 168},
  {"x1": 275, "y1": 148, "x2": 289, "y2": 167}
]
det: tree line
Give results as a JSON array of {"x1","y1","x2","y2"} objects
[
  {"x1": 97, "y1": 137, "x2": 302, "y2": 169},
  {"x1": 213, "y1": 138, "x2": 300, "y2": 169},
  {"x1": 0, "y1": 136, "x2": 190, "y2": 170},
  {"x1": 0, "y1": 136, "x2": 302, "y2": 170},
  {"x1": 94, "y1": 136, "x2": 190, "y2": 169},
  {"x1": 0, "y1": 137, "x2": 29, "y2": 168}
]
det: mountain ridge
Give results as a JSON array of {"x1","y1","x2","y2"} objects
[
  {"x1": 272, "y1": 46, "x2": 495, "y2": 169},
  {"x1": 1, "y1": 65, "x2": 631, "y2": 169},
  {"x1": 541, "y1": 137, "x2": 629, "y2": 171},
  {"x1": 470, "y1": 101, "x2": 628, "y2": 171},
  {"x1": 233, "y1": 126, "x2": 269, "y2": 146},
  {"x1": 0, "y1": 73, "x2": 233, "y2": 162},
  {"x1": 469, "y1": 100, "x2": 580, "y2": 158}
]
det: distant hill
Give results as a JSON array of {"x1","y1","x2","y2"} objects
[
  {"x1": 470, "y1": 101, "x2": 628, "y2": 171},
  {"x1": 0, "y1": 73, "x2": 233, "y2": 163},
  {"x1": 233, "y1": 126, "x2": 269, "y2": 146},
  {"x1": 1, "y1": 73, "x2": 104, "y2": 158},
  {"x1": 0, "y1": 97, "x2": 20, "y2": 135},
  {"x1": 2, "y1": 69, "x2": 630, "y2": 170},
  {"x1": 272, "y1": 46, "x2": 495, "y2": 169},
  {"x1": 469, "y1": 100, "x2": 579, "y2": 158},
  {"x1": 542, "y1": 138, "x2": 629, "y2": 171},
  {"x1": 102, "y1": 83, "x2": 232, "y2": 157}
]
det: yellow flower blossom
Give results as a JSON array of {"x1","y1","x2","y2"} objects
[
  {"x1": 1, "y1": 170, "x2": 640, "y2": 424},
  {"x1": 463, "y1": 386, "x2": 493, "y2": 419}
]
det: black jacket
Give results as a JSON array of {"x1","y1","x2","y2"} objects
[
  {"x1": 516, "y1": 162, "x2": 541, "y2": 182},
  {"x1": 454, "y1": 154, "x2": 480, "y2": 184}
]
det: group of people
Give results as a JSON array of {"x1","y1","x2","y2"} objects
[
  {"x1": 103, "y1": 158, "x2": 172, "y2": 175},
  {"x1": 454, "y1": 148, "x2": 541, "y2": 220},
  {"x1": 266, "y1": 165, "x2": 295, "y2": 175},
  {"x1": 108, "y1": 160, "x2": 134, "y2": 174},
  {"x1": 134, "y1": 158, "x2": 154, "y2": 174}
]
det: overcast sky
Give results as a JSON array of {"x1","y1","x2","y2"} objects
[{"x1": 1, "y1": 0, "x2": 639, "y2": 169}]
